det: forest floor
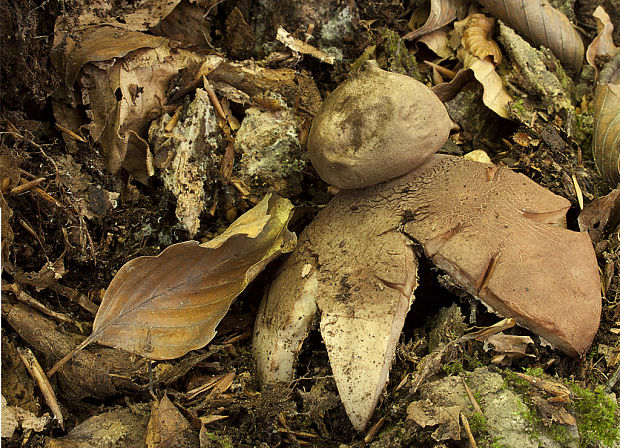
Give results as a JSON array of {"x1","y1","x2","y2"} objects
[{"x1": 1, "y1": 0, "x2": 619, "y2": 447}]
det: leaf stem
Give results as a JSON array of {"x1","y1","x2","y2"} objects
[{"x1": 47, "y1": 337, "x2": 93, "y2": 377}]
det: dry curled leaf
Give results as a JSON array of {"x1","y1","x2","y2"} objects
[
  {"x1": 403, "y1": 0, "x2": 462, "y2": 41},
  {"x1": 586, "y1": 6, "x2": 617, "y2": 70},
  {"x1": 458, "y1": 48, "x2": 512, "y2": 118},
  {"x1": 478, "y1": 0, "x2": 584, "y2": 73},
  {"x1": 462, "y1": 14, "x2": 501, "y2": 64},
  {"x1": 418, "y1": 30, "x2": 454, "y2": 59},
  {"x1": 52, "y1": 25, "x2": 204, "y2": 179},
  {"x1": 49, "y1": 194, "x2": 295, "y2": 374},
  {"x1": 593, "y1": 52, "x2": 620, "y2": 186}
]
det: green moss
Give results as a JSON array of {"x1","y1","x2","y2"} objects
[
  {"x1": 569, "y1": 384, "x2": 620, "y2": 448},
  {"x1": 572, "y1": 111, "x2": 593, "y2": 153},
  {"x1": 377, "y1": 29, "x2": 422, "y2": 81},
  {"x1": 350, "y1": 44, "x2": 377, "y2": 72},
  {"x1": 507, "y1": 98, "x2": 536, "y2": 125},
  {"x1": 200, "y1": 431, "x2": 234, "y2": 448},
  {"x1": 491, "y1": 439, "x2": 509, "y2": 448},
  {"x1": 443, "y1": 361, "x2": 464, "y2": 376},
  {"x1": 507, "y1": 367, "x2": 619, "y2": 448},
  {"x1": 511, "y1": 98, "x2": 525, "y2": 113},
  {"x1": 523, "y1": 367, "x2": 544, "y2": 377},
  {"x1": 503, "y1": 370, "x2": 531, "y2": 391},
  {"x1": 469, "y1": 412, "x2": 489, "y2": 436}
]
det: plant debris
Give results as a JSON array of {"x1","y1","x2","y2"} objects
[{"x1": 2, "y1": 0, "x2": 619, "y2": 446}]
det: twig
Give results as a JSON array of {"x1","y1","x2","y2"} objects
[
  {"x1": 460, "y1": 412, "x2": 478, "y2": 448},
  {"x1": 7, "y1": 283, "x2": 73, "y2": 324},
  {"x1": 47, "y1": 281, "x2": 98, "y2": 315},
  {"x1": 55, "y1": 123, "x2": 86, "y2": 142},
  {"x1": 10, "y1": 177, "x2": 46, "y2": 195},
  {"x1": 203, "y1": 77, "x2": 227, "y2": 120},
  {"x1": 462, "y1": 378, "x2": 483, "y2": 414},
  {"x1": 604, "y1": 363, "x2": 620, "y2": 393},
  {"x1": 364, "y1": 416, "x2": 386, "y2": 443},
  {"x1": 18, "y1": 347, "x2": 64, "y2": 429}
]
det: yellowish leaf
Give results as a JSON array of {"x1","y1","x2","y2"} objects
[{"x1": 49, "y1": 194, "x2": 295, "y2": 374}]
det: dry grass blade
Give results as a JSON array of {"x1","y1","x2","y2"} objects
[
  {"x1": 593, "y1": 53, "x2": 620, "y2": 186},
  {"x1": 49, "y1": 194, "x2": 295, "y2": 375},
  {"x1": 478, "y1": 0, "x2": 584, "y2": 73},
  {"x1": 404, "y1": 0, "x2": 460, "y2": 41}
]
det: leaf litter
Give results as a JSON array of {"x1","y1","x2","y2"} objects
[{"x1": 2, "y1": 0, "x2": 620, "y2": 446}]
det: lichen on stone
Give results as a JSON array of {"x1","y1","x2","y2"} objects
[{"x1": 234, "y1": 106, "x2": 306, "y2": 197}]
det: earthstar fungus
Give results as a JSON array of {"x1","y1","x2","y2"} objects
[{"x1": 253, "y1": 62, "x2": 601, "y2": 431}]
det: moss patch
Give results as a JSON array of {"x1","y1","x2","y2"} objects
[{"x1": 569, "y1": 384, "x2": 620, "y2": 448}]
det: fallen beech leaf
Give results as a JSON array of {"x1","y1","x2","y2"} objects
[
  {"x1": 459, "y1": 49, "x2": 512, "y2": 118},
  {"x1": 592, "y1": 53, "x2": 620, "y2": 186},
  {"x1": 585, "y1": 6, "x2": 617, "y2": 70},
  {"x1": 44, "y1": 406, "x2": 149, "y2": 448},
  {"x1": 52, "y1": 26, "x2": 167, "y2": 89},
  {"x1": 417, "y1": 30, "x2": 454, "y2": 59},
  {"x1": 483, "y1": 333, "x2": 534, "y2": 358},
  {"x1": 49, "y1": 194, "x2": 295, "y2": 375},
  {"x1": 578, "y1": 189, "x2": 620, "y2": 244},
  {"x1": 62, "y1": 0, "x2": 182, "y2": 32},
  {"x1": 478, "y1": 0, "x2": 584, "y2": 73},
  {"x1": 431, "y1": 69, "x2": 474, "y2": 102},
  {"x1": 146, "y1": 394, "x2": 198, "y2": 448},
  {"x1": 406, "y1": 401, "x2": 462, "y2": 442},
  {"x1": 403, "y1": 0, "x2": 461, "y2": 41}
]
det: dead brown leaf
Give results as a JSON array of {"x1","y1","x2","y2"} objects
[
  {"x1": 52, "y1": 25, "x2": 203, "y2": 178},
  {"x1": 462, "y1": 14, "x2": 501, "y2": 64},
  {"x1": 592, "y1": 53, "x2": 620, "y2": 186},
  {"x1": 417, "y1": 30, "x2": 454, "y2": 59},
  {"x1": 44, "y1": 405, "x2": 150, "y2": 448},
  {"x1": 483, "y1": 333, "x2": 534, "y2": 359},
  {"x1": 49, "y1": 194, "x2": 295, "y2": 374},
  {"x1": 458, "y1": 48, "x2": 512, "y2": 118},
  {"x1": 478, "y1": 0, "x2": 584, "y2": 73},
  {"x1": 69, "y1": 0, "x2": 182, "y2": 32},
  {"x1": 403, "y1": 0, "x2": 461, "y2": 41},
  {"x1": 578, "y1": 189, "x2": 620, "y2": 244},
  {"x1": 586, "y1": 6, "x2": 617, "y2": 70},
  {"x1": 146, "y1": 394, "x2": 198, "y2": 448}
]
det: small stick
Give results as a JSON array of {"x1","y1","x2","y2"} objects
[
  {"x1": 10, "y1": 177, "x2": 46, "y2": 195},
  {"x1": 55, "y1": 123, "x2": 86, "y2": 142},
  {"x1": 605, "y1": 363, "x2": 620, "y2": 393},
  {"x1": 8, "y1": 283, "x2": 73, "y2": 324},
  {"x1": 364, "y1": 416, "x2": 386, "y2": 443},
  {"x1": 462, "y1": 378, "x2": 483, "y2": 414},
  {"x1": 571, "y1": 173, "x2": 584, "y2": 210},
  {"x1": 164, "y1": 106, "x2": 182, "y2": 132},
  {"x1": 18, "y1": 347, "x2": 64, "y2": 429},
  {"x1": 203, "y1": 77, "x2": 227, "y2": 120},
  {"x1": 460, "y1": 412, "x2": 478, "y2": 448}
]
